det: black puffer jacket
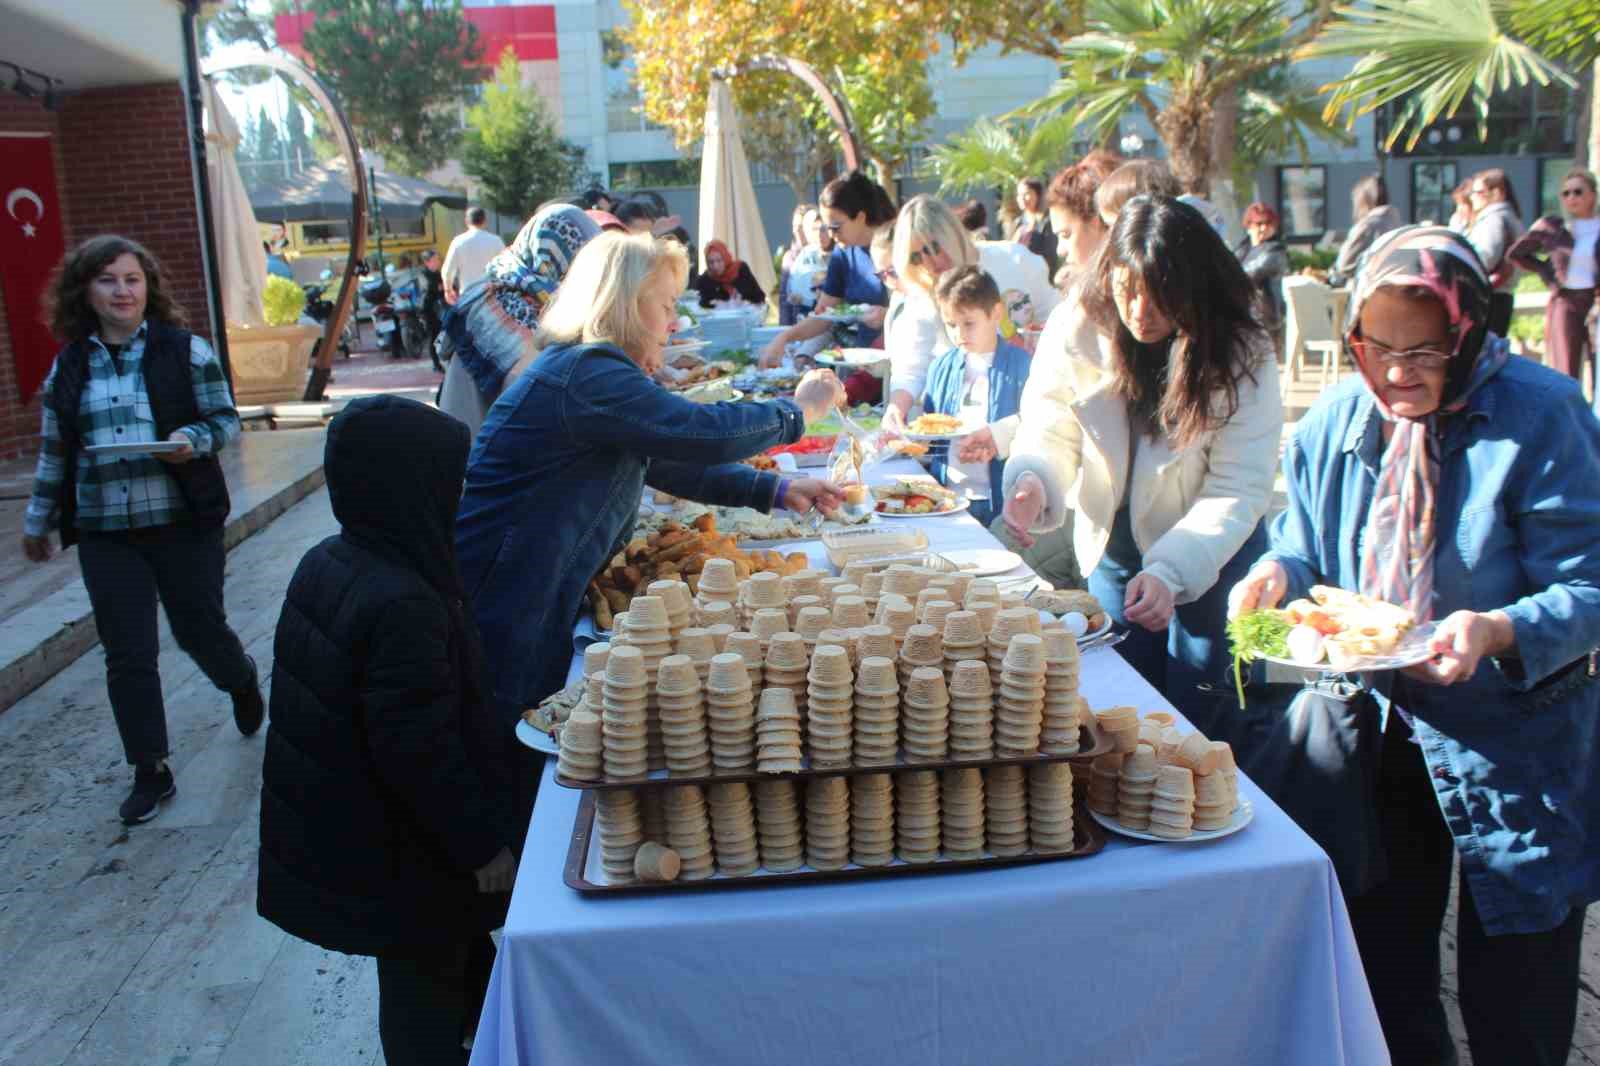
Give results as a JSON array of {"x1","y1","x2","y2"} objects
[{"x1": 258, "y1": 395, "x2": 518, "y2": 957}]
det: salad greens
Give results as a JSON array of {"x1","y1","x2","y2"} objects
[{"x1": 1226, "y1": 609, "x2": 1292, "y2": 707}]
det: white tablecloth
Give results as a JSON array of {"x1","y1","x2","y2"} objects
[{"x1": 472, "y1": 494, "x2": 1389, "y2": 1066}]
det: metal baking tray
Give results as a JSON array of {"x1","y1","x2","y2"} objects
[
  {"x1": 563, "y1": 780, "x2": 1105, "y2": 894},
  {"x1": 553, "y1": 718, "x2": 1112, "y2": 791}
]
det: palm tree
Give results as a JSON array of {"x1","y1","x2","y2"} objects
[
  {"x1": 1307, "y1": 0, "x2": 1600, "y2": 163},
  {"x1": 1017, "y1": 0, "x2": 1341, "y2": 195},
  {"x1": 927, "y1": 115, "x2": 1084, "y2": 196}
]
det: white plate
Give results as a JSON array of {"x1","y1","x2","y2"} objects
[
  {"x1": 1090, "y1": 798, "x2": 1254, "y2": 843},
  {"x1": 1076, "y1": 612, "x2": 1115, "y2": 646},
  {"x1": 816, "y1": 347, "x2": 889, "y2": 368},
  {"x1": 941, "y1": 548, "x2": 1024, "y2": 576},
  {"x1": 875, "y1": 497, "x2": 970, "y2": 519},
  {"x1": 1256, "y1": 621, "x2": 1439, "y2": 673},
  {"x1": 663, "y1": 339, "x2": 711, "y2": 355},
  {"x1": 903, "y1": 421, "x2": 981, "y2": 442},
  {"x1": 515, "y1": 719, "x2": 560, "y2": 756},
  {"x1": 85, "y1": 441, "x2": 190, "y2": 457}
]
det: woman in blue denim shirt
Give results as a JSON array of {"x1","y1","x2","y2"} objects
[
  {"x1": 455, "y1": 234, "x2": 845, "y2": 717},
  {"x1": 1230, "y1": 226, "x2": 1600, "y2": 1066}
]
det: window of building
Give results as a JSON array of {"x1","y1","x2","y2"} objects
[
  {"x1": 1379, "y1": 82, "x2": 1578, "y2": 158},
  {"x1": 603, "y1": 38, "x2": 661, "y2": 135},
  {"x1": 1540, "y1": 157, "x2": 1579, "y2": 218},
  {"x1": 1277, "y1": 166, "x2": 1326, "y2": 240},
  {"x1": 1410, "y1": 162, "x2": 1457, "y2": 225},
  {"x1": 609, "y1": 160, "x2": 701, "y2": 188}
]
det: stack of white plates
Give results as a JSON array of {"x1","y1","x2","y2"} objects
[
  {"x1": 699, "y1": 309, "x2": 753, "y2": 352},
  {"x1": 750, "y1": 325, "x2": 786, "y2": 348}
]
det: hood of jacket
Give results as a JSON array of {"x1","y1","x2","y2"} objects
[{"x1": 325, "y1": 394, "x2": 470, "y2": 599}]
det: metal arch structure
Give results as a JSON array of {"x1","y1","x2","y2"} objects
[
  {"x1": 201, "y1": 47, "x2": 367, "y2": 402},
  {"x1": 711, "y1": 56, "x2": 864, "y2": 175}
]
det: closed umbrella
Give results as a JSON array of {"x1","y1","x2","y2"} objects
[
  {"x1": 203, "y1": 78, "x2": 268, "y2": 328},
  {"x1": 697, "y1": 80, "x2": 777, "y2": 298}
]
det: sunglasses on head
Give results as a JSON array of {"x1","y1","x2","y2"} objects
[{"x1": 908, "y1": 239, "x2": 943, "y2": 268}]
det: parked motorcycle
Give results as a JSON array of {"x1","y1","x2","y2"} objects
[
  {"x1": 360, "y1": 274, "x2": 400, "y2": 358},
  {"x1": 299, "y1": 271, "x2": 356, "y2": 358},
  {"x1": 390, "y1": 276, "x2": 428, "y2": 360}
]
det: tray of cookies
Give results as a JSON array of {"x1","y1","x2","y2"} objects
[{"x1": 562, "y1": 769, "x2": 1106, "y2": 893}]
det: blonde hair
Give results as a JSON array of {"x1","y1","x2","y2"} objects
[
  {"x1": 534, "y1": 232, "x2": 689, "y2": 358},
  {"x1": 892, "y1": 196, "x2": 978, "y2": 297}
]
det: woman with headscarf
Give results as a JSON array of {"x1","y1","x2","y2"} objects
[
  {"x1": 691, "y1": 239, "x2": 766, "y2": 308},
  {"x1": 1229, "y1": 226, "x2": 1600, "y2": 1066},
  {"x1": 436, "y1": 204, "x2": 601, "y2": 437}
]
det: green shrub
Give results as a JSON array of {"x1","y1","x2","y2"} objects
[
  {"x1": 1288, "y1": 247, "x2": 1337, "y2": 272},
  {"x1": 262, "y1": 275, "x2": 306, "y2": 327}
]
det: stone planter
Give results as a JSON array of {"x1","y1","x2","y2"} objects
[{"x1": 225, "y1": 324, "x2": 320, "y2": 406}]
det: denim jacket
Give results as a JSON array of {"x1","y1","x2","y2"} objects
[
  {"x1": 1260, "y1": 357, "x2": 1600, "y2": 934},
  {"x1": 921, "y1": 337, "x2": 1031, "y2": 520},
  {"x1": 455, "y1": 342, "x2": 806, "y2": 708}
]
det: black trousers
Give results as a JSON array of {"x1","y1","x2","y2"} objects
[
  {"x1": 376, "y1": 934, "x2": 496, "y2": 1066},
  {"x1": 77, "y1": 524, "x2": 255, "y2": 766},
  {"x1": 1346, "y1": 711, "x2": 1586, "y2": 1066}
]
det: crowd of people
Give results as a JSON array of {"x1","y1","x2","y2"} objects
[{"x1": 15, "y1": 143, "x2": 1600, "y2": 1064}]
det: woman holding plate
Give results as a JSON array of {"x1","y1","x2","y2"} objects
[
  {"x1": 1001, "y1": 196, "x2": 1281, "y2": 725},
  {"x1": 1227, "y1": 225, "x2": 1600, "y2": 1066},
  {"x1": 456, "y1": 233, "x2": 846, "y2": 714}
]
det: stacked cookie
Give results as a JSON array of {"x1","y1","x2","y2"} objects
[
  {"x1": 722, "y1": 632, "x2": 765, "y2": 691},
  {"x1": 805, "y1": 776, "x2": 851, "y2": 870},
  {"x1": 1028, "y1": 762, "x2": 1075, "y2": 852},
  {"x1": 898, "y1": 624, "x2": 944, "y2": 690},
  {"x1": 895, "y1": 770, "x2": 941, "y2": 863},
  {"x1": 902, "y1": 666, "x2": 951, "y2": 762},
  {"x1": 601, "y1": 645, "x2": 650, "y2": 780},
  {"x1": 984, "y1": 764, "x2": 1028, "y2": 857},
  {"x1": 695, "y1": 557, "x2": 740, "y2": 618},
  {"x1": 704, "y1": 652, "x2": 757, "y2": 772},
  {"x1": 755, "y1": 688, "x2": 804, "y2": 773},
  {"x1": 749, "y1": 608, "x2": 790, "y2": 656},
  {"x1": 557, "y1": 709, "x2": 604, "y2": 782},
  {"x1": 795, "y1": 606, "x2": 832, "y2": 653},
  {"x1": 859, "y1": 570, "x2": 884, "y2": 613},
  {"x1": 852, "y1": 656, "x2": 900, "y2": 765},
  {"x1": 763, "y1": 632, "x2": 809, "y2": 727},
  {"x1": 1149, "y1": 765, "x2": 1195, "y2": 839},
  {"x1": 806, "y1": 644, "x2": 854, "y2": 769},
  {"x1": 740, "y1": 571, "x2": 787, "y2": 629},
  {"x1": 853, "y1": 625, "x2": 897, "y2": 663},
  {"x1": 1039, "y1": 629, "x2": 1083, "y2": 755},
  {"x1": 1116, "y1": 743, "x2": 1159, "y2": 829},
  {"x1": 940, "y1": 610, "x2": 987, "y2": 683},
  {"x1": 1095, "y1": 705, "x2": 1140, "y2": 754},
  {"x1": 754, "y1": 779, "x2": 804, "y2": 871},
  {"x1": 674, "y1": 627, "x2": 717, "y2": 686},
  {"x1": 832, "y1": 594, "x2": 871, "y2": 630},
  {"x1": 697, "y1": 601, "x2": 736, "y2": 632},
  {"x1": 787, "y1": 594, "x2": 823, "y2": 629},
  {"x1": 987, "y1": 607, "x2": 1041, "y2": 676},
  {"x1": 656, "y1": 654, "x2": 710, "y2": 776},
  {"x1": 995, "y1": 634, "x2": 1046, "y2": 757},
  {"x1": 947, "y1": 660, "x2": 995, "y2": 761},
  {"x1": 1087, "y1": 751, "x2": 1123, "y2": 816},
  {"x1": 622, "y1": 597, "x2": 673, "y2": 773},
  {"x1": 849, "y1": 772, "x2": 895, "y2": 867},
  {"x1": 664, "y1": 784, "x2": 715, "y2": 880},
  {"x1": 647, "y1": 579, "x2": 693, "y2": 642},
  {"x1": 578, "y1": 642, "x2": 610, "y2": 716},
  {"x1": 1193, "y1": 767, "x2": 1232, "y2": 831},
  {"x1": 921, "y1": 599, "x2": 958, "y2": 633},
  {"x1": 788, "y1": 569, "x2": 824, "y2": 598},
  {"x1": 940, "y1": 767, "x2": 986, "y2": 860},
  {"x1": 707, "y1": 782, "x2": 760, "y2": 876},
  {"x1": 594, "y1": 789, "x2": 644, "y2": 884},
  {"x1": 874, "y1": 596, "x2": 916, "y2": 650}
]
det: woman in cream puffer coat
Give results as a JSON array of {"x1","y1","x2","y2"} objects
[{"x1": 1002, "y1": 197, "x2": 1282, "y2": 725}]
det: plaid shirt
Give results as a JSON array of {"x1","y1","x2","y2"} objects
[{"x1": 25, "y1": 322, "x2": 240, "y2": 537}]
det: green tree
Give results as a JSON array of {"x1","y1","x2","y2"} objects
[
  {"x1": 833, "y1": 56, "x2": 935, "y2": 192},
  {"x1": 741, "y1": 99, "x2": 835, "y2": 205},
  {"x1": 460, "y1": 47, "x2": 588, "y2": 218},
  {"x1": 1018, "y1": 0, "x2": 1340, "y2": 195},
  {"x1": 301, "y1": 0, "x2": 482, "y2": 175},
  {"x1": 1306, "y1": 0, "x2": 1598, "y2": 160},
  {"x1": 284, "y1": 101, "x2": 313, "y2": 172},
  {"x1": 928, "y1": 115, "x2": 1083, "y2": 196},
  {"x1": 255, "y1": 105, "x2": 285, "y2": 178}
]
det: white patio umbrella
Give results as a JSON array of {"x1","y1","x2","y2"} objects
[
  {"x1": 697, "y1": 80, "x2": 777, "y2": 298},
  {"x1": 203, "y1": 77, "x2": 268, "y2": 328}
]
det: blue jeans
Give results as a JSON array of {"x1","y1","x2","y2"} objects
[{"x1": 1088, "y1": 506, "x2": 1267, "y2": 732}]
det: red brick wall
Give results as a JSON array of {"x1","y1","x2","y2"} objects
[{"x1": 0, "y1": 81, "x2": 209, "y2": 460}]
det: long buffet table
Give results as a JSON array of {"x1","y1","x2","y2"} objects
[{"x1": 470, "y1": 470, "x2": 1389, "y2": 1066}]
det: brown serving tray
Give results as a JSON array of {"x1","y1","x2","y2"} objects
[
  {"x1": 563, "y1": 783, "x2": 1106, "y2": 894},
  {"x1": 554, "y1": 717, "x2": 1112, "y2": 792}
]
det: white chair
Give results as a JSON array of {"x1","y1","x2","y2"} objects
[{"x1": 1282, "y1": 277, "x2": 1344, "y2": 390}]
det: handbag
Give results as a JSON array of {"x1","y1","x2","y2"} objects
[{"x1": 1204, "y1": 671, "x2": 1387, "y2": 897}]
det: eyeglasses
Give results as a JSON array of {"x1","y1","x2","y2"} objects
[
  {"x1": 1359, "y1": 335, "x2": 1454, "y2": 370},
  {"x1": 1561, "y1": 187, "x2": 1589, "y2": 199},
  {"x1": 908, "y1": 239, "x2": 943, "y2": 268}
]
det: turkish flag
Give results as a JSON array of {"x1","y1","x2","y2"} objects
[{"x1": 1, "y1": 133, "x2": 67, "y2": 404}]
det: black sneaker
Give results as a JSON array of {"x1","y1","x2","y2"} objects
[
  {"x1": 233, "y1": 656, "x2": 265, "y2": 737},
  {"x1": 119, "y1": 763, "x2": 176, "y2": 825}
]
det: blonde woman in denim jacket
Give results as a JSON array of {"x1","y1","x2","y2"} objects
[{"x1": 1230, "y1": 226, "x2": 1600, "y2": 1066}]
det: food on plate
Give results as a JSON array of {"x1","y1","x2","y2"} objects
[
  {"x1": 588, "y1": 513, "x2": 810, "y2": 629},
  {"x1": 886, "y1": 439, "x2": 929, "y2": 458},
  {"x1": 871, "y1": 476, "x2": 958, "y2": 514},
  {"x1": 908, "y1": 412, "x2": 963, "y2": 436},
  {"x1": 768, "y1": 435, "x2": 838, "y2": 458},
  {"x1": 1027, "y1": 588, "x2": 1108, "y2": 633},
  {"x1": 1228, "y1": 585, "x2": 1418, "y2": 701},
  {"x1": 657, "y1": 357, "x2": 738, "y2": 391},
  {"x1": 522, "y1": 680, "x2": 586, "y2": 739},
  {"x1": 743, "y1": 454, "x2": 779, "y2": 472}
]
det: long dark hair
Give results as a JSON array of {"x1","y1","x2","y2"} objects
[
  {"x1": 821, "y1": 170, "x2": 896, "y2": 226},
  {"x1": 1081, "y1": 196, "x2": 1264, "y2": 450},
  {"x1": 1352, "y1": 173, "x2": 1388, "y2": 218},
  {"x1": 44, "y1": 235, "x2": 186, "y2": 342}
]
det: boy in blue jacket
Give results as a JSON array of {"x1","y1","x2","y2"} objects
[{"x1": 920, "y1": 266, "x2": 1032, "y2": 525}]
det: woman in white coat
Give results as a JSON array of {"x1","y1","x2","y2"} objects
[{"x1": 1002, "y1": 196, "x2": 1282, "y2": 724}]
